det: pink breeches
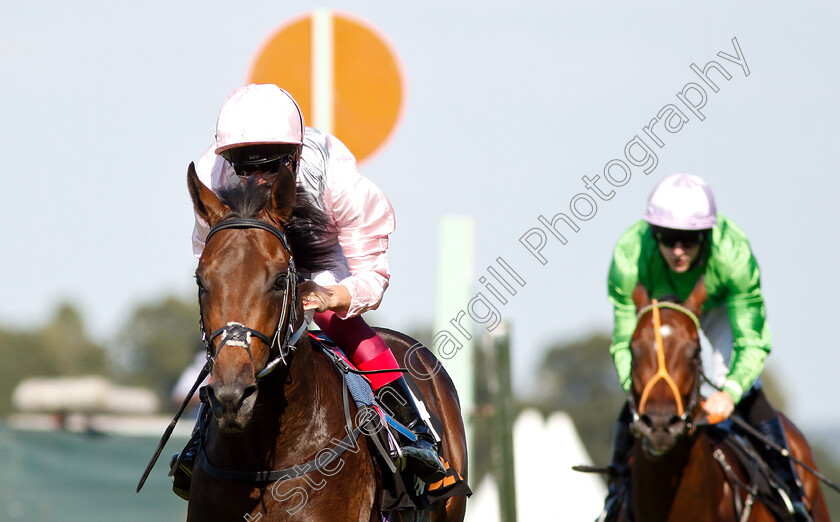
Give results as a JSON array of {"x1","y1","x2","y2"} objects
[{"x1": 313, "y1": 310, "x2": 401, "y2": 390}]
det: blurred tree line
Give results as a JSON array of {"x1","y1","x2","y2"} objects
[
  {"x1": 0, "y1": 296, "x2": 200, "y2": 415},
  {"x1": 2, "y1": 302, "x2": 838, "y2": 515}
]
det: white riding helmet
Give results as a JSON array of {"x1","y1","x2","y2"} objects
[
  {"x1": 644, "y1": 173, "x2": 717, "y2": 230},
  {"x1": 214, "y1": 84, "x2": 305, "y2": 155}
]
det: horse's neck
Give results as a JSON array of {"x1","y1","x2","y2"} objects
[
  {"x1": 632, "y1": 432, "x2": 721, "y2": 521},
  {"x1": 255, "y1": 336, "x2": 322, "y2": 422}
]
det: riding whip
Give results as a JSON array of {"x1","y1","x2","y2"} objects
[{"x1": 136, "y1": 364, "x2": 209, "y2": 493}]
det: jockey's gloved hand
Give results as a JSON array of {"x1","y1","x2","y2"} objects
[{"x1": 702, "y1": 391, "x2": 734, "y2": 422}]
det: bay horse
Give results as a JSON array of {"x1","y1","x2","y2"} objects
[
  {"x1": 622, "y1": 278, "x2": 828, "y2": 521},
  {"x1": 185, "y1": 163, "x2": 468, "y2": 521}
]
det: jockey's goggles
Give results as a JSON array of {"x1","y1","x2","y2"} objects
[
  {"x1": 222, "y1": 144, "x2": 298, "y2": 176},
  {"x1": 651, "y1": 225, "x2": 708, "y2": 249}
]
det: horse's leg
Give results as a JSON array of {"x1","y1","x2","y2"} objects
[
  {"x1": 780, "y1": 414, "x2": 830, "y2": 521},
  {"x1": 430, "y1": 366, "x2": 468, "y2": 522}
]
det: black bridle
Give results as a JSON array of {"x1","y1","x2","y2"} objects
[{"x1": 201, "y1": 217, "x2": 307, "y2": 378}]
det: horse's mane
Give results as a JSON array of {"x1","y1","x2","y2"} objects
[{"x1": 216, "y1": 173, "x2": 340, "y2": 274}]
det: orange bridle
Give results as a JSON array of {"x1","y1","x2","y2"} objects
[{"x1": 635, "y1": 299, "x2": 701, "y2": 417}]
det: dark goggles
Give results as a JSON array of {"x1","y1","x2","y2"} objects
[
  {"x1": 651, "y1": 225, "x2": 708, "y2": 249},
  {"x1": 221, "y1": 144, "x2": 298, "y2": 176}
]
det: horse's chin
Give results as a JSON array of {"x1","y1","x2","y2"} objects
[
  {"x1": 641, "y1": 433, "x2": 679, "y2": 459},
  {"x1": 214, "y1": 412, "x2": 252, "y2": 433}
]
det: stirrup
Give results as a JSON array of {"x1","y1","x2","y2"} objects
[
  {"x1": 169, "y1": 440, "x2": 198, "y2": 501},
  {"x1": 596, "y1": 464, "x2": 628, "y2": 522},
  {"x1": 596, "y1": 495, "x2": 619, "y2": 522},
  {"x1": 169, "y1": 408, "x2": 204, "y2": 501},
  {"x1": 399, "y1": 433, "x2": 446, "y2": 483},
  {"x1": 776, "y1": 487, "x2": 813, "y2": 522},
  {"x1": 376, "y1": 377, "x2": 447, "y2": 482},
  {"x1": 170, "y1": 454, "x2": 192, "y2": 501},
  {"x1": 792, "y1": 501, "x2": 814, "y2": 522}
]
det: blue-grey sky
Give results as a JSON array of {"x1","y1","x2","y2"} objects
[{"x1": 2, "y1": 2, "x2": 838, "y2": 431}]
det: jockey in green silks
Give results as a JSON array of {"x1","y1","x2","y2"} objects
[{"x1": 597, "y1": 173, "x2": 811, "y2": 522}]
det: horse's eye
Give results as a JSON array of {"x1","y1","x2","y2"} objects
[
  {"x1": 195, "y1": 274, "x2": 206, "y2": 293},
  {"x1": 273, "y1": 274, "x2": 288, "y2": 291}
]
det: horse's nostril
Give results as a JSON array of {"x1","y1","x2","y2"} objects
[
  {"x1": 205, "y1": 385, "x2": 224, "y2": 416},
  {"x1": 205, "y1": 385, "x2": 217, "y2": 403},
  {"x1": 641, "y1": 414, "x2": 654, "y2": 427},
  {"x1": 207, "y1": 382, "x2": 257, "y2": 413},
  {"x1": 242, "y1": 384, "x2": 258, "y2": 401}
]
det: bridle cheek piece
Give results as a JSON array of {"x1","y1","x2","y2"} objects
[{"x1": 200, "y1": 218, "x2": 309, "y2": 379}]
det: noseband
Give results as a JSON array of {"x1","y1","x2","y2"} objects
[
  {"x1": 628, "y1": 300, "x2": 703, "y2": 437},
  {"x1": 201, "y1": 217, "x2": 308, "y2": 378}
]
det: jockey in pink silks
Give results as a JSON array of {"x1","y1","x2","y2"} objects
[{"x1": 170, "y1": 84, "x2": 445, "y2": 500}]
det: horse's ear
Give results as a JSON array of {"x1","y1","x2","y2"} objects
[
  {"x1": 632, "y1": 283, "x2": 651, "y2": 312},
  {"x1": 683, "y1": 276, "x2": 707, "y2": 316},
  {"x1": 267, "y1": 166, "x2": 296, "y2": 223},
  {"x1": 187, "y1": 162, "x2": 229, "y2": 226}
]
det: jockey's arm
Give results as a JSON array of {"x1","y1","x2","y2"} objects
[
  {"x1": 322, "y1": 134, "x2": 396, "y2": 319},
  {"x1": 607, "y1": 231, "x2": 643, "y2": 393},
  {"x1": 704, "y1": 238, "x2": 771, "y2": 420},
  {"x1": 720, "y1": 240, "x2": 772, "y2": 405}
]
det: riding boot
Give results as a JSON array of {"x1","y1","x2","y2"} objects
[
  {"x1": 377, "y1": 376, "x2": 447, "y2": 483},
  {"x1": 596, "y1": 415, "x2": 634, "y2": 522},
  {"x1": 756, "y1": 417, "x2": 813, "y2": 522},
  {"x1": 169, "y1": 404, "x2": 205, "y2": 501}
]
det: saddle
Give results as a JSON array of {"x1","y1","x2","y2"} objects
[
  {"x1": 705, "y1": 422, "x2": 798, "y2": 522},
  {"x1": 576, "y1": 420, "x2": 800, "y2": 521},
  {"x1": 181, "y1": 331, "x2": 469, "y2": 513},
  {"x1": 308, "y1": 332, "x2": 471, "y2": 511}
]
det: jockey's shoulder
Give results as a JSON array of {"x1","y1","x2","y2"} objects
[
  {"x1": 612, "y1": 220, "x2": 649, "y2": 259},
  {"x1": 708, "y1": 215, "x2": 755, "y2": 261}
]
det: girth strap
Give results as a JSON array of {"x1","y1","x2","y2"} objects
[{"x1": 197, "y1": 426, "x2": 363, "y2": 483}]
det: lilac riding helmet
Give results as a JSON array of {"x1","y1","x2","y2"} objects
[{"x1": 643, "y1": 173, "x2": 717, "y2": 231}]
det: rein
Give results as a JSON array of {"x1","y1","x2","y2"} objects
[
  {"x1": 201, "y1": 217, "x2": 307, "y2": 378},
  {"x1": 630, "y1": 300, "x2": 702, "y2": 435},
  {"x1": 137, "y1": 216, "x2": 307, "y2": 493}
]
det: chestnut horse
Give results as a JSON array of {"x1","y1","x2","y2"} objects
[
  {"x1": 185, "y1": 163, "x2": 468, "y2": 521},
  {"x1": 622, "y1": 279, "x2": 828, "y2": 521}
]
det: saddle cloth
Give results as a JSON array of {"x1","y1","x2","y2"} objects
[{"x1": 308, "y1": 332, "x2": 472, "y2": 512}]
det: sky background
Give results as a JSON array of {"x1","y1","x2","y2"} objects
[{"x1": 2, "y1": 2, "x2": 839, "y2": 433}]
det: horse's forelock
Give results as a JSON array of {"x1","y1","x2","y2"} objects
[
  {"x1": 217, "y1": 174, "x2": 272, "y2": 219},
  {"x1": 216, "y1": 174, "x2": 340, "y2": 274}
]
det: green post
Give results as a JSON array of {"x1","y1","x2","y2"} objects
[
  {"x1": 488, "y1": 323, "x2": 517, "y2": 522},
  {"x1": 433, "y1": 216, "x2": 475, "y2": 461}
]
